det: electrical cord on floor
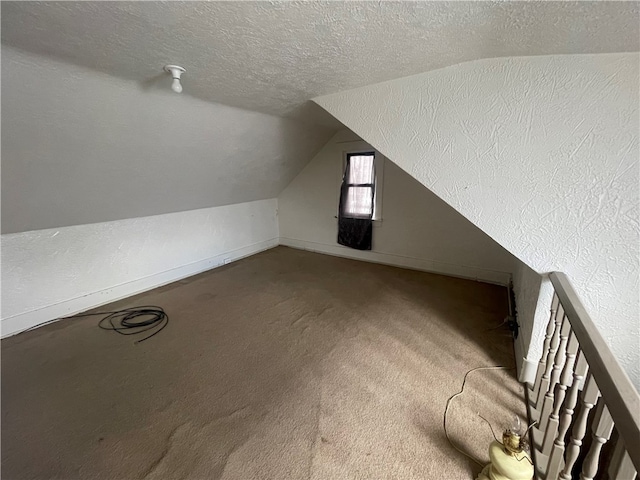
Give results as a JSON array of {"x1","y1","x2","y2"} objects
[
  {"x1": 478, "y1": 414, "x2": 500, "y2": 442},
  {"x1": 19, "y1": 306, "x2": 169, "y2": 343},
  {"x1": 484, "y1": 317, "x2": 509, "y2": 331},
  {"x1": 442, "y1": 365, "x2": 512, "y2": 467},
  {"x1": 95, "y1": 306, "x2": 168, "y2": 343}
]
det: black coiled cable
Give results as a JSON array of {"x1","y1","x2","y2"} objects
[
  {"x1": 96, "y1": 306, "x2": 168, "y2": 343},
  {"x1": 18, "y1": 306, "x2": 169, "y2": 343}
]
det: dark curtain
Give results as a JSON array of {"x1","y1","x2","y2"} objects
[
  {"x1": 337, "y1": 217, "x2": 373, "y2": 250},
  {"x1": 337, "y1": 156, "x2": 374, "y2": 251}
]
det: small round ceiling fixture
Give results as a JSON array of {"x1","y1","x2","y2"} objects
[{"x1": 163, "y1": 65, "x2": 186, "y2": 93}]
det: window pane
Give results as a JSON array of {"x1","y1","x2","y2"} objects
[
  {"x1": 348, "y1": 155, "x2": 375, "y2": 184},
  {"x1": 344, "y1": 186, "x2": 373, "y2": 216}
]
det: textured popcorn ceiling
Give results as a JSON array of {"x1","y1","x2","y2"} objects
[
  {"x1": 2, "y1": 1, "x2": 639, "y2": 126},
  {"x1": 1, "y1": 47, "x2": 334, "y2": 233}
]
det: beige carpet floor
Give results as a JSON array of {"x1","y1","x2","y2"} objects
[{"x1": 2, "y1": 246, "x2": 526, "y2": 480}]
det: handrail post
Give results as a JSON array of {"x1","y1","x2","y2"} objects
[
  {"x1": 526, "y1": 272, "x2": 640, "y2": 480},
  {"x1": 547, "y1": 272, "x2": 640, "y2": 473}
]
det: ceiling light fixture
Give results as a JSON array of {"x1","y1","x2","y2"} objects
[{"x1": 163, "y1": 65, "x2": 185, "y2": 93}]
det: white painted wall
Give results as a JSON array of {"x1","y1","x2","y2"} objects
[
  {"x1": 512, "y1": 263, "x2": 555, "y2": 384},
  {"x1": 1, "y1": 200, "x2": 279, "y2": 337},
  {"x1": 1, "y1": 46, "x2": 333, "y2": 234},
  {"x1": 315, "y1": 54, "x2": 640, "y2": 386},
  {"x1": 279, "y1": 130, "x2": 518, "y2": 286}
]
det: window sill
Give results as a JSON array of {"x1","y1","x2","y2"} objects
[{"x1": 334, "y1": 216, "x2": 383, "y2": 226}]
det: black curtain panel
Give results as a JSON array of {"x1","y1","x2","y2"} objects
[
  {"x1": 337, "y1": 153, "x2": 375, "y2": 250},
  {"x1": 337, "y1": 217, "x2": 373, "y2": 250}
]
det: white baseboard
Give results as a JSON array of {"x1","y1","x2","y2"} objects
[
  {"x1": 514, "y1": 330, "x2": 538, "y2": 385},
  {"x1": 279, "y1": 237, "x2": 512, "y2": 286},
  {"x1": 3, "y1": 235, "x2": 513, "y2": 339},
  {"x1": 517, "y1": 357, "x2": 537, "y2": 386},
  {"x1": 1, "y1": 237, "x2": 278, "y2": 339}
]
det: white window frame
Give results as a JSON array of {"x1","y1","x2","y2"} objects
[{"x1": 338, "y1": 146, "x2": 384, "y2": 223}]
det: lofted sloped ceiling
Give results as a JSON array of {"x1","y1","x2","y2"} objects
[
  {"x1": 2, "y1": 1, "x2": 639, "y2": 234},
  {"x1": 2, "y1": 1, "x2": 639, "y2": 125},
  {"x1": 314, "y1": 52, "x2": 640, "y2": 383},
  {"x1": 0, "y1": 46, "x2": 335, "y2": 234}
]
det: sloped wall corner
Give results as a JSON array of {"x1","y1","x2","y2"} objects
[
  {"x1": 315, "y1": 53, "x2": 640, "y2": 387},
  {"x1": 278, "y1": 129, "x2": 518, "y2": 286}
]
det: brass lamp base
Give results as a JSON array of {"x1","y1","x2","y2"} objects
[{"x1": 476, "y1": 441, "x2": 534, "y2": 480}]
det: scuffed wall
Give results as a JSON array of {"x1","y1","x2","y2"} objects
[{"x1": 315, "y1": 54, "x2": 640, "y2": 386}]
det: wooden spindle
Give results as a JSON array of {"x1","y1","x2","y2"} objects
[
  {"x1": 538, "y1": 314, "x2": 570, "y2": 432},
  {"x1": 559, "y1": 373, "x2": 600, "y2": 480},
  {"x1": 535, "y1": 303, "x2": 565, "y2": 413},
  {"x1": 608, "y1": 438, "x2": 637, "y2": 480},
  {"x1": 580, "y1": 400, "x2": 614, "y2": 480},
  {"x1": 541, "y1": 330, "x2": 579, "y2": 457},
  {"x1": 546, "y1": 349, "x2": 588, "y2": 479},
  {"x1": 530, "y1": 294, "x2": 560, "y2": 400},
  {"x1": 528, "y1": 272, "x2": 640, "y2": 477}
]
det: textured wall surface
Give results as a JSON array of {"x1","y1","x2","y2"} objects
[
  {"x1": 511, "y1": 263, "x2": 555, "y2": 383},
  {"x1": 279, "y1": 130, "x2": 518, "y2": 285},
  {"x1": 316, "y1": 54, "x2": 640, "y2": 386},
  {"x1": 2, "y1": 2, "x2": 638, "y2": 124},
  {"x1": 1, "y1": 199, "x2": 278, "y2": 335},
  {"x1": 1, "y1": 47, "x2": 333, "y2": 233}
]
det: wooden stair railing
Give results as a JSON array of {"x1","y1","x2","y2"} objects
[{"x1": 526, "y1": 272, "x2": 640, "y2": 480}]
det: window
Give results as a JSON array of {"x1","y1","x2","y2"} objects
[
  {"x1": 341, "y1": 152, "x2": 376, "y2": 218},
  {"x1": 337, "y1": 150, "x2": 384, "y2": 224}
]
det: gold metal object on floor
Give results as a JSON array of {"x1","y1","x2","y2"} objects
[{"x1": 476, "y1": 427, "x2": 534, "y2": 480}]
